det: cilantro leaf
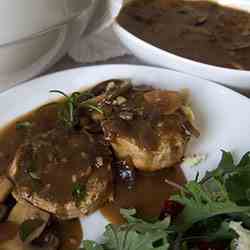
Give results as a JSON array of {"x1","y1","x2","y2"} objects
[
  {"x1": 237, "y1": 152, "x2": 250, "y2": 168},
  {"x1": 206, "y1": 221, "x2": 236, "y2": 241},
  {"x1": 102, "y1": 209, "x2": 170, "y2": 250},
  {"x1": 185, "y1": 219, "x2": 236, "y2": 242},
  {"x1": 82, "y1": 209, "x2": 171, "y2": 250},
  {"x1": 203, "y1": 151, "x2": 250, "y2": 206},
  {"x1": 72, "y1": 183, "x2": 86, "y2": 207},
  {"x1": 103, "y1": 224, "x2": 169, "y2": 250},
  {"x1": 226, "y1": 169, "x2": 250, "y2": 206},
  {"x1": 82, "y1": 240, "x2": 104, "y2": 250},
  {"x1": 120, "y1": 208, "x2": 171, "y2": 233},
  {"x1": 171, "y1": 181, "x2": 250, "y2": 232},
  {"x1": 202, "y1": 150, "x2": 235, "y2": 183}
]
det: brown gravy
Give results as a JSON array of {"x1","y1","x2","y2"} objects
[
  {"x1": 0, "y1": 222, "x2": 19, "y2": 242},
  {"x1": 0, "y1": 105, "x2": 59, "y2": 176},
  {"x1": 101, "y1": 166, "x2": 186, "y2": 224},
  {"x1": 55, "y1": 219, "x2": 83, "y2": 250},
  {"x1": 118, "y1": 0, "x2": 250, "y2": 70}
]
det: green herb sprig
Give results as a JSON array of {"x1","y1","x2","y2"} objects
[
  {"x1": 82, "y1": 208, "x2": 171, "y2": 250},
  {"x1": 72, "y1": 183, "x2": 86, "y2": 207},
  {"x1": 49, "y1": 90, "x2": 103, "y2": 129}
]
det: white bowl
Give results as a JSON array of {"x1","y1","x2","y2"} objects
[{"x1": 113, "y1": 0, "x2": 250, "y2": 91}]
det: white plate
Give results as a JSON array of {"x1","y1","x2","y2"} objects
[
  {"x1": 1, "y1": 65, "x2": 250, "y2": 243},
  {"x1": 113, "y1": 0, "x2": 250, "y2": 91}
]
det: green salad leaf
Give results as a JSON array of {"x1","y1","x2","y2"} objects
[
  {"x1": 203, "y1": 151, "x2": 250, "y2": 206},
  {"x1": 82, "y1": 241, "x2": 104, "y2": 250},
  {"x1": 201, "y1": 150, "x2": 235, "y2": 183},
  {"x1": 120, "y1": 208, "x2": 171, "y2": 233},
  {"x1": 104, "y1": 224, "x2": 169, "y2": 250},
  {"x1": 171, "y1": 181, "x2": 250, "y2": 232},
  {"x1": 82, "y1": 209, "x2": 171, "y2": 250},
  {"x1": 170, "y1": 151, "x2": 250, "y2": 233}
]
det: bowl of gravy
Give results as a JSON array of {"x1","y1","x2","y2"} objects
[{"x1": 114, "y1": 0, "x2": 250, "y2": 91}]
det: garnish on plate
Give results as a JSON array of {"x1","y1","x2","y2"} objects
[
  {"x1": 49, "y1": 90, "x2": 103, "y2": 129},
  {"x1": 83, "y1": 208, "x2": 171, "y2": 250},
  {"x1": 72, "y1": 183, "x2": 86, "y2": 207},
  {"x1": 81, "y1": 151, "x2": 250, "y2": 250}
]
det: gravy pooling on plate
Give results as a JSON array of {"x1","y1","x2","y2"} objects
[
  {"x1": 101, "y1": 164, "x2": 186, "y2": 224},
  {"x1": 118, "y1": 0, "x2": 250, "y2": 70}
]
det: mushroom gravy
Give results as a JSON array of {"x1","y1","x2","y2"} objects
[
  {"x1": 118, "y1": 0, "x2": 250, "y2": 70},
  {"x1": 101, "y1": 165, "x2": 186, "y2": 224}
]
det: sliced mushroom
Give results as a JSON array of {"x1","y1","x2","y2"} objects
[
  {"x1": 144, "y1": 90, "x2": 183, "y2": 115},
  {"x1": 0, "y1": 175, "x2": 13, "y2": 203},
  {"x1": 105, "y1": 79, "x2": 132, "y2": 101},
  {"x1": 8, "y1": 200, "x2": 50, "y2": 243}
]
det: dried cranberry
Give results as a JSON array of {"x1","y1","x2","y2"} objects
[
  {"x1": 197, "y1": 240, "x2": 226, "y2": 250},
  {"x1": 159, "y1": 200, "x2": 184, "y2": 219}
]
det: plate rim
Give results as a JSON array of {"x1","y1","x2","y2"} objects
[{"x1": 1, "y1": 64, "x2": 250, "y2": 103}]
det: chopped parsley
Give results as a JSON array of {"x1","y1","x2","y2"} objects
[
  {"x1": 72, "y1": 183, "x2": 86, "y2": 207},
  {"x1": 49, "y1": 90, "x2": 102, "y2": 129}
]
